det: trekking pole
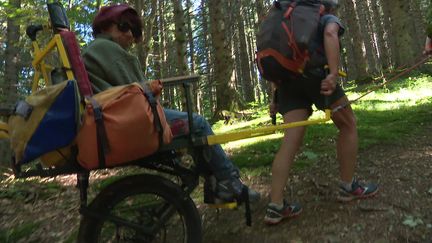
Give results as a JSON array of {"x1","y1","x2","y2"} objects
[
  {"x1": 332, "y1": 54, "x2": 431, "y2": 113},
  {"x1": 271, "y1": 91, "x2": 278, "y2": 125}
]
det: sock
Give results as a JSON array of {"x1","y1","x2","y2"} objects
[
  {"x1": 340, "y1": 179, "x2": 353, "y2": 191},
  {"x1": 268, "y1": 202, "x2": 284, "y2": 210}
]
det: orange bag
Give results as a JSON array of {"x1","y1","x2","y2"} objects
[{"x1": 76, "y1": 83, "x2": 172, "y2": 170}]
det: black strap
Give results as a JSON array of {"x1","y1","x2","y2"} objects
[
  {"x1": 144, "y1": 91, "x2": 164, "y2": 148},
  {"x1": 88, "y1": 97, "x2": 110, "y2": 168},
  {"x1": 271, "y1": 90, "x2": 278, "y2": 125},
  {"x1": 241, "y1": 186, "x2": 252, "y2": 226}
]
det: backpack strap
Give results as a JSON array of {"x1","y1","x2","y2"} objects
[
  {"x1": 88, "y1": 97, "x2": 110, "y2": 168},
  {"x1": 283, "y1": 2, "x2": 296, "y2": 19},
  {"x1": 257, "y1": 48, "x2": 307, "y2": 74},
  {"x1": 279, "y1": 1, "x2": 310, "y2": 67},
  {"x1": 143, "y1": 91, "x2": 164, "y2": 148}
]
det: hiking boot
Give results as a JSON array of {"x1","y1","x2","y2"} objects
[
  {"x1": 216, "y1": 177, "x2": 261, "y2": 203},
  {"x1": 338, "y1": 179, "x2": 379, "y2": 202},
  {"x1": 264, "y1": 200, "x2": 302, "y2": 225}
]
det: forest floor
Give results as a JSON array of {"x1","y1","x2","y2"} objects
[
  {"x1": 1, "y1": 126, "x2": 432, "y2": 242},
  {"x1": 201, "y1": 127, "x2": 432, "y2": 243}
]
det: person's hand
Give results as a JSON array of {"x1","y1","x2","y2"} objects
[{"x1": 320, "y1": 73, "x2": 337, "y2": 96}]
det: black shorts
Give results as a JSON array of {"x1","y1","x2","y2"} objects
[{"x1": 276, "y1": 68, "x2": 345, "y2": 115}]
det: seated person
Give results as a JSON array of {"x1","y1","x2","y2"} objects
[{"x1": 81, "y1": 4, "x2": 260, "y2": 202}]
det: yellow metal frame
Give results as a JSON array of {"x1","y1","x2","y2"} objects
[
  {"x1": 31, "y1": 34, "x2": 75, "y2": 92},
  {"x1": 207, "y1": 109, "x2": 331, "y2": 145},
  {"x1": 0, "y1": 33, "x2": 75, "y2": 140}
]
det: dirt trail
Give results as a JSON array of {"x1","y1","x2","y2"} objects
[
  {"x1": 202, "y1": 128, "x2": 432, "y2": 242},
  {"x1": 1, "y1": 128, "x2": 431, "y2": 242}
]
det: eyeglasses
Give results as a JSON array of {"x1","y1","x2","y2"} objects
[{"x1": 116, "y1": 22, "x2": 141, "y2": 38}]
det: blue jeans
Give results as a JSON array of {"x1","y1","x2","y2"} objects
[{"x1": 164, "y1": 108, "x2": 237, "y2": 180}]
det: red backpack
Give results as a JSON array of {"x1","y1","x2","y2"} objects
[{"x1": 256, "y1": 0, "x2": 324, "y2": 83}]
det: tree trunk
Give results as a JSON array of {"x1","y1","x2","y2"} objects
[
  {"x1": 245, "y1": 7, "x2": 260, "y2": 103},
  {"x1": 380, "y1": 0, "x2": 398, "y2": 68},
  {"x1": 369, "y1": 0, "x2": 391, "y2": 70},
  {"x1": 208, "y1": 0, "x2": 235, "y2": 115},
  {"x1": 185, "y1": 0, "x2": 195, "y2": 74},
  {"x1": 339, "y1": 1, "x2": 358, "y2": 80},
  {"x1": 135, "y1": 0, "x2": 157, "y2": 77},
  {"x1": 356, "y1": 0, "x2": 379, "y2": 75},
  {"x1": 340, "y1": 0, "x2": 369, "y2": 81},
  {"x1": 255, "y1": 0, "x2": 272, "y2": 102},
  {"x1": 199, "y1": 0, "x2": 215, "y2": 114},
  {"x1": 408, "y1": 0, "x2": 426, "y2": 51},
  {"x1": 152, "y1": 11, "x2": 162, "y2": 78},
  {"x1": 1, "y1": 0, "x2": 21, "y2": 165},
  {"x1": 386, "y1": 0, "x2": 418, "y2": 67},
  {"x1": 4, "y1": 0, "x2": 20, "y2": 105},
  {"x1": 236, "y1": 1, "x2": 254, "y2": 103},
  {"x1": 172, "y1": 0, "x2": 188, "y2": 76},
  {"x1": 184, "y1": 0, "x2": 201, "y2": 113},
  {"x1": 172, "y1": 0, "x2": 190, "y2": 111},
  {"x1": 159, "y1": 0, "x2": 172, "y2": 104}
]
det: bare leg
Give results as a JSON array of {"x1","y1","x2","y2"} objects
[
  {"x1": 270, "y1": 109, "x2": 310, "y2": 204},
  {"x1": 331, "y1": 96, "x2": 358, "y2": 183}
]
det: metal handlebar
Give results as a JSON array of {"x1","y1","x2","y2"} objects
[{"x1": 26, "y1": 25, "x2": 44, "y2": 41}]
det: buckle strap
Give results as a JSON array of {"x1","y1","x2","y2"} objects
[
  {"x1": 241, "y1": 186, "x2": 252, "y2": 226},
  {"x1": 143, "y1": 91, "x2": 164, "y2": 148},
  {"x1": 88, "y1": 97, "x2": 110, "y2": 168}
]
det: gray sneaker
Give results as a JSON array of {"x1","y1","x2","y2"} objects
[
  {"x1": 338, "y1": 179, "x2": 379, "y2": 202},
  {"x1": 264, "y1": 200, "x2": 302, "y2": 225}
]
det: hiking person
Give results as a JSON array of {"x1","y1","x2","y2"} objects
[
  {"x1": 264, "y1": 0, "x2": 378, "y2": 225},
  {"x1": 81, "y1": 4, "x2": 260, "y2": 203}
]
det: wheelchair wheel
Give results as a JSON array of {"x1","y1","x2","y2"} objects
[{"x1": 77, "y1": 174, "x2": 202, "y2": 243}]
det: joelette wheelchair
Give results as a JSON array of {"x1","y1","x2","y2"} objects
[
  {"x1": 2, "y1": 3, "x2": 249, "y2": 242},
  {"x1": 0, "y1": 2, "x2": 332, "y2": 242}
]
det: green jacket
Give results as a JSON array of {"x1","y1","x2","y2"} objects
[{"x1": 82, "y1": 34, "x2": 145, "y2": 93}]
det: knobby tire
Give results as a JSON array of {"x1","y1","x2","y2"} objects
[{"x1": 77, "y1": 174, "x2": 202, "y2": 243}]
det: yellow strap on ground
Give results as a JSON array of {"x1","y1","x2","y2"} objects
[
  {"x1": 0, "y1": 121, "x2": 9, "y2": 139},
  {"x1": 207, "y1": 109, "x2": 331, "y2": 145},
  {"x1": 207, "y1": 201, "x2": 238, "y2": 209}
]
